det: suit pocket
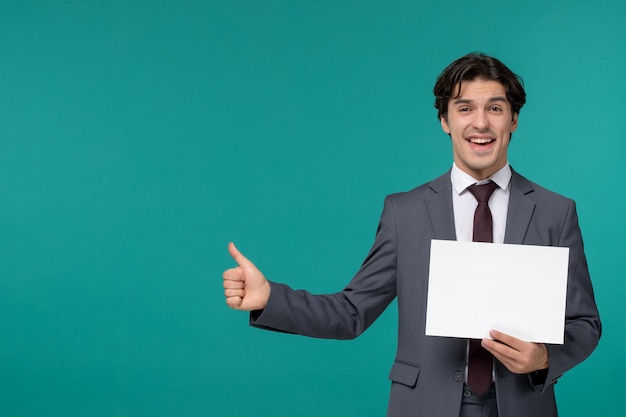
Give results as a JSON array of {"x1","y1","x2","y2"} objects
[{"x1": 388, "y1": 360, "x2": 420, "y2": 388}]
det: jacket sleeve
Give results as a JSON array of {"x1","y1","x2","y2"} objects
[
  {"x1": 249, "y1": 195, "x2": 399, "y2": 339},
  {"x1": 539, "y1": 200, "x2": 601, "y2": 392}
]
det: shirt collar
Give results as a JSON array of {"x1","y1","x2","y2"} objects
[{"x1": 451, "y1": 162, "x2": 512, "y2": 195}]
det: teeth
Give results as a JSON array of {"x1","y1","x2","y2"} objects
[{"x1": 469, "y1": 138, "x2": 493, "y2": 144}]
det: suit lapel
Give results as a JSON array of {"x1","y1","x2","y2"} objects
[
  {"x1": 424, "y1": 169, "x2": 536, "y2": 243},
  {"x1": 425, "y1": 171, "x2": 456, "y2": 241},
  {"x1": 504, "y1": 170, "x2": 536, "y2": 244}
]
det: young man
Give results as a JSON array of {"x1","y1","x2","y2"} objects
[{"x1": 222, "y1": 53, "x2": 601, "y2": 417}]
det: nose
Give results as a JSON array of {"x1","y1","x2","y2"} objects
[{"x1": 472, "y1": 110, "x2": 489, "y2": 130}]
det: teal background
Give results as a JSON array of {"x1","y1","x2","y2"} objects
[{"x1": 1, "y1": 1, "x2": 623, "y2": 416}]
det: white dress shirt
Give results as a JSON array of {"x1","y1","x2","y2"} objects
[{"x1": 451, "y1": 162, "x2": 511, "y2": 244}]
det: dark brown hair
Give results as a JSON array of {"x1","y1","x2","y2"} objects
[{"x1": 433, "y1": 52, "x2": 526, "y2": 121}]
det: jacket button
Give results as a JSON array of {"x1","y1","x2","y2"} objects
[{"x1": 454, "y1": 371, "x2": 463, "y2": 382}]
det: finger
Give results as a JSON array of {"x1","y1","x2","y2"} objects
[
  {"x1": 489, "y1": 330, "x2": 522, "y2": 351},
  {"x1": 224, "y1": 288, "x2": 245, "y2": 298},
  {"x1": 228, "y1": 242, "x2": 253, "y2": 267},
  {"x1": 482, "y1": 338, "x2": 517, "y2": 361},
  {"x1": 226, "y1": 296, "x2": 243, "y2": 309},
  {"x1": 223, "y1": 278, "x2": 245, "y2": 289},
  {"x1": 223, "y1": 267, "x2": 245, "y2": 282}
]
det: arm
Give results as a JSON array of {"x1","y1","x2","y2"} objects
[
  {"x1": 222, "y1": 195, "x2": 399, "y2": 339},
  {"x1": 538, "y1": 200, "x2": 602, "y2": 389}
]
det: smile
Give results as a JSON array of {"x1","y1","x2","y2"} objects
[{"x1": 467, "y1": 137, "x2": 495, "y2": 145}]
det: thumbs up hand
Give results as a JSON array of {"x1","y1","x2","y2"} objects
[{"x1": 222, "y1": 242, "x2": 271, "y2": 311}]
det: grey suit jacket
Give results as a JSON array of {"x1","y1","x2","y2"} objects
[{"x1": 251, "y1": 169, "x2": 601, "y2": 417}]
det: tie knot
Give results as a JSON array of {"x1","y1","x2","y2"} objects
[{"x1": 468, "y1": 181, "x2": 498, "y2": 203}]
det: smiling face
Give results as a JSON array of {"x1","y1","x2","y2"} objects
[{"x1": 440, "y1": 78, "x2": 519, "y2": 180}]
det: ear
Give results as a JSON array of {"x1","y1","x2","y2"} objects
[
  {"x1": 510, "y1": 113, "x2": 519, "y2": 133},
  {"x1": 440, "y1": 116, "x2": 451, "y2": 135}
]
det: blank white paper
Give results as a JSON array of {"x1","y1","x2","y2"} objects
[{"x1": 425, "y1": 239, "x2": 569, "y2": 344}]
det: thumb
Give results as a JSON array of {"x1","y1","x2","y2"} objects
[{"x1": 228, "y1": 242, "x2": 252, "y2": 267}]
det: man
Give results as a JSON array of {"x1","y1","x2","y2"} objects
[{"x1": 222, "y1": 53, "x2": 601, "y2": 417}]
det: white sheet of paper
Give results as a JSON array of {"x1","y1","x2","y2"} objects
[{"x1": 425, "y1": 239, "x2": 569, "y2": 344}]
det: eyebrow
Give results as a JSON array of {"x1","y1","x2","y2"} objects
[{"x1": 452, "y1": 96, "x2": 508, "y2": 105}]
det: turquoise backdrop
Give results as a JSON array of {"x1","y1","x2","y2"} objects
[{"x1": 1, "y1": 1, "x2": 624, "y2": 416}]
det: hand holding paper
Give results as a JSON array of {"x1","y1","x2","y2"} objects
[{"x1": 482, "y1": 330, "x2": 550, "y2": 374}]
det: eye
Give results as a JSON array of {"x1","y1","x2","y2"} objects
[
  {"x1": 489, "y1": 106, "x2": 503, "y2": 112},
  {"x1": 459, "y1": 106, "x2": 471, "y2": 112}
]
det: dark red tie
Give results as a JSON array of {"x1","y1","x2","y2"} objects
[{"x1": 467, "y1": 181, "x2": 498, "y2": 395}]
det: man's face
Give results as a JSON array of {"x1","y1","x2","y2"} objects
[{"x1": 440, "y1": 78, "x2": 518, "y2": 180}]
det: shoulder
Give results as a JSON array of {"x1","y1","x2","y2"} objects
[
  {"x1": 511, "y1": 169, "x2": 575, "y2": 208},
  {"x1": 385, "y1": 171, "x2": 451, "y2": 204}
]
